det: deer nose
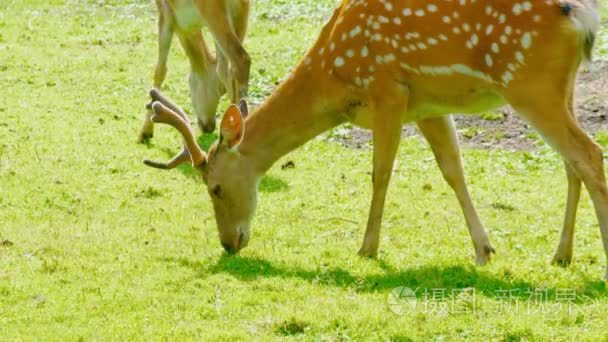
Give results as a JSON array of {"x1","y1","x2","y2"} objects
[
  {"x1": 221, "y1": 232, "x2": 243, "y2": 254},
  {"x1": 221, "y1": 241, "x2": 238, "y2": 254},
  {"x1": 221, "y1": 228, "x2": 248, "y2": 254},
  {"x1": 197, "y1": 118, "x2": 216, "y2": 134}
]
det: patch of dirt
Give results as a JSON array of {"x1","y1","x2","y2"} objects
[{"x1": 332, "y1": 60, "x2": 608, "y2": 151}]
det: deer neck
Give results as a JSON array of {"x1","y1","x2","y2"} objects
[
  {"x1": 236, "y1": 7, "x2": 360, "y2": 174},
  {"x1": 238, "y1": 62, "x2": 355, "y2": 174}
]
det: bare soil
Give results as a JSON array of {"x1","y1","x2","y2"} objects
[{"x1": 331, "y1": 59, "x2": 608, "y2": 151}]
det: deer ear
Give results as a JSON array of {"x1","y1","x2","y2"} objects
[
  {"x1": 238, "y1": 99, "x2": 249, "y2": 118},
  {"x1": 220, "y1": 104, "x2": 245, "y2": 148}
]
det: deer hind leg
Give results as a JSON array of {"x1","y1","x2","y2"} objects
[
  {"x1": 553, "y1": 94, "x2": 582, "y2": 266},
  {"x1": 358, "y1": 85, "x2": 409, "y2": 257},
  {"x1": 139, "y1": 0, "x2": 174, "y2": 142},
  {"x1": 417, "y1": 116, "x2": 495, "y2": 265},
  {"x1": 553, "y1": 162, "x2": 582, "y2": 266},
  {"x1": 216, "y1": 0, "x2": 249, "y2": 103},
  {"x1": 507, "y1": 88, "x2": 608, "y2": 281},
  {"x1": 215, "y1": 43, "x2": 229, "y2": 99},
  {"x1": 197, "y1": 0, "x2": 250, "y2": 103}
]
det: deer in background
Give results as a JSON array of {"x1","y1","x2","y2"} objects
[
  {"x1": 138, "y1": 0, "x2": 251, "y2": 142},
  {"x1": 143, "y1": 0, "x2": 607, "y2": 280}
]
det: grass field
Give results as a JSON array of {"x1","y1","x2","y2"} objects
[{"x1": 1, "y1": 0, "x2": 608, "y2": 340}]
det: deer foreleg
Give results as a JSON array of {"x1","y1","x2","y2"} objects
[{"x1": 358, "y1": 85, "x2": 408, "y2": 257}]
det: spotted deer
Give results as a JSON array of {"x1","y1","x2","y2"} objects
[
  {"x1": 138, "y1": 0, "x2": 251, "y2": 142},
  {"x1": 143, "y1": 0, "x2": 607, "y2": 279}
]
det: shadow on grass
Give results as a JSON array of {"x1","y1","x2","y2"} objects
[
  {"x1": 197, "y1": 132, "x2": 218, "y2": 151},
  {"x1": 163, "y1": 254, "x2": 607, "y2": 301},
  {"x1": 259, "y1": 175, "x2": 289, "y2": 192}
]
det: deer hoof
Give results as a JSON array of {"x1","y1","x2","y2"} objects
[
  {"x1": 357, "y1": 246, "x2": 378, "y2": 258},
  {"x1": 551, "y1": 254, "x2": 573, "y2": 267},
  {"x1": 475, "y1": 245, "x2": 496, "y2": 266},
  {"x1": 137, "y1": 131, "x2": 154, "y2": 143}
]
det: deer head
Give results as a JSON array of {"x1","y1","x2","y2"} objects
[{"x1": 144, "y1": 89, "x2": 256, "y2": 253}]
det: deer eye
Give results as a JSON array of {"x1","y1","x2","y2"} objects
[{"x1": 212, "y1": 185, "x2": 222, "y2": 198}]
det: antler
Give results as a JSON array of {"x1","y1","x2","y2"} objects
[
  {"x1": 143, "y1": 90, "x2": 206, "y2": 170},
  {"x1": 147, "y1": 88, "x2": 189, "y2": 122}
]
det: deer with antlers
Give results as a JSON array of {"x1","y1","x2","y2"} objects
[
  {"x1": 143, "y1": 0, "x2": 607, "y2": 279},
  {"x1": 137, "y1": 0, "x2": 251, "y2": 142}
]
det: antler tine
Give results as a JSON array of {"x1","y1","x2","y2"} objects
[
  {"x1": 149, "y1": 88, "x2": 189, "y2": 123},
  {"x1": 143, "y1": 148, "x2": 191, "y2": 170},
  {"x1": 146, "y1": 101, "x2": 206, "y2": 168}
]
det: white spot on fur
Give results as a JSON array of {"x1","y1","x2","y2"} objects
[
  {"x1": 521, "y1": 32, "x2": 532, "y2": 49},
  {"x1": 334, "y1": 56, "x2": 345, "y2": 67},
  {"x1": 512, "y1": 3, "x2": 522, "y2": 15},
  {"x1": 485, "y1": 54, "x2": 493, "y2": 67},
  {"x1": 470, "y1": 33, "x2": 479, "y2": 45},
  {"x1": 502, "y1": 71, "x2": 514, "y2": 85},
  {"x1": 361, "y1": 46, "x2": 369, "y2": 57}
]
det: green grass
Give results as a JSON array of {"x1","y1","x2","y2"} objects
[{"x1": 1, "y1": 0, "x2": 608, "y2": 340}]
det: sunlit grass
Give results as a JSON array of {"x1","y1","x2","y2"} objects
[{"x1": 1, "y1": 0, "x2": 607, "y2": 339}]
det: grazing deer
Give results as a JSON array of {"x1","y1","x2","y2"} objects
[
  {"x1": 143, "y1": 0, "x2": 607, "y2": 279},
  {"x1": 138, "y1": 0, "x2": 251, "y2": 142}
]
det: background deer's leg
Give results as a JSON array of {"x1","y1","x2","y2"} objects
[
  {"x1": 358, "y1": 85, "x2": 409, "y2": 257},
  {"x1": 197, "y1": 0, "x2": 250, "y2": 103},
  {"x1": 215, "y1": 42, "x2": 229, "y2": 99},
  {"x1": 216, "y1": 0, "x2": 249, "y2": 103},
  {"x1": 153, "y1": 0, "x2": 173, "y2": 89},
  {"x1": 139, "y1": 0, "x2": 174, "y2": 142},
  {"x1": 508, "y1": 87, "x2": 608, "y2": 281},
  {"x1": 417, "y1": 116, "x2": 495, "y2": 265}
]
